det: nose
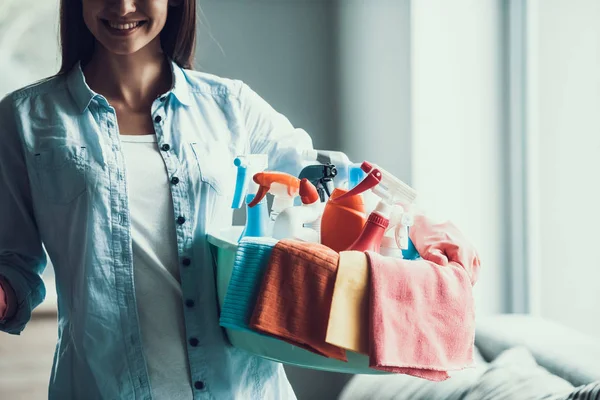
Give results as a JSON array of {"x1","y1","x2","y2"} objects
[{"x1": 108, "y1": 0, "x2": 136, "y2": 17}]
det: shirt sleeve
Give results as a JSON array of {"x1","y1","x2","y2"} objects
[
  {"x1": 0, "y1": 94, "x2": 47, "y2": 334},
  {"x1": 236, "y1": 82, "x2": 314, "y2": 177}
]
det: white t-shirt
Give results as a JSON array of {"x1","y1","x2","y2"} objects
[{"x1": 120, "y1": 134, "x2": 193, "y2": 400}]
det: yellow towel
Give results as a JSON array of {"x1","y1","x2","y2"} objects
[{"x1": 325, "y1": 251, "x2": 369, "y2": 355}]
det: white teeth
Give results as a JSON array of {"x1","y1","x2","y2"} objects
[{"x1": 108, "y1": 21, "x2": 143, "y2": 30}]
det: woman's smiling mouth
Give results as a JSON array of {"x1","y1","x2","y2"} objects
[{"x1": 101, "y1": 19, "x2": 147, "y2": 36}]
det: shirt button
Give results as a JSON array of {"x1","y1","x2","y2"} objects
[
  {"x1": 171, "y1": 176, "x2": 180, "y2": 185},
  {"x1": 194, "y1": 381, "x2": 205, "y2": 390},
  {"x1": 177, "y1": 216, "x2": 186, "y2": 225},
  {"x1": 185, "y1": 299, "x2": 194, "y2": 308},
  {"x1": 189, "y1": 337, "x2": 199, "y2": 347},
  {"x1": 161, "y1": 143, "x2": 171, "y2": 151},
  {"x1": 182, "y1": 258, "x2": 191, "y2": 266},
  {"x1": 154, "y1": 115, "x2": 162, "y2": 123}
]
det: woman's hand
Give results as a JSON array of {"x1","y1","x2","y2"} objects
[{"x1": 0, "y1": 278, "x2": 16, "y2": 321}]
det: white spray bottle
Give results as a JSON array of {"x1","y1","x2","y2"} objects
[
  {"x1": 272, "y1": 178, "x2": 323, "y2": 242},
  {"x1": 247, "y1": 172, "x2": 301, "y2": 234}
]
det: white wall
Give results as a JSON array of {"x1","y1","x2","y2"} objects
[
  {"x1": 196, "y1": 0, "x2": 339, "y2": 150},
  {"x1": 530, "y1": 0, "x2": 600, "y2": 338},
  {"x1": 411, "y1": 0, "x2": 506, "y2": 315},
  {"x1": 336, "y1": 0, "x2": 412, "y2": 183},
  {"x1": 0, "y1": 0, "x2": 60, "y2": 96}
]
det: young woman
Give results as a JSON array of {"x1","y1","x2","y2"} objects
[{"x1": 0, "y1": 0, "x2": 311, "y2": 398}]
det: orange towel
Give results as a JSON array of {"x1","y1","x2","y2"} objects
[{"x1": 249, "y1": 239, "x2": 347, "y2": 361}]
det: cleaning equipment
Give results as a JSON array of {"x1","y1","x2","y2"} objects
[
  {"x1": 366, "y1": 232, "x2": 479, "y2": 380},
  {"x1": 348, "y1": 163, "x2": 379, "y2": 214},
  {"x1": 248, "y1": 172, "x2": 301, "y2": 224},
  {"x1": 207, "y1": 227, "x2": 389, "y2": 374},
  {"x1": 301, "y1": 149, "x2": 351, "y2": 188},
  {"x1": 325, "y1": 251, "x2": 370, "y2": 355},
  {"x1": 271, "y1": 179, "x2": 323, "y2": 243},
  {"x1": 379, "y1": 205, "x2": 419, "y2": 259},
  {"x1": 348, "y1": 164, "x2": 366, "y2": 190},
  {"x1": 320, "y1": 188, "x2": 367, "y2": 252},
  {"x1": 249, "y1": 239, "x2": 347, "y2": 362},
  {"x1": 219, "y1": 236, "x2": 279, "y2": 332},
  {"x1": 334, "y1": 161, "x2": 418, "y2": 253},
  {"x1": 297, "y1": 164, "x2": 336, "y2": 241},
  {"x1": 298, "y1": 163, "x2": 338, "y2": 202},
  {"x1": 231, "y1": 155, "x2": 269, "y2": 241}
]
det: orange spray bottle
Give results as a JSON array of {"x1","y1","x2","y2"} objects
[{"x1": 320, "y1": 164, "x2": 369, "y2": 253}]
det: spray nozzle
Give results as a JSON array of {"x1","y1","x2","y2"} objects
[
  {"x1": 231, "y1": 154, "x2": 269, "y2": 209},
  {"x1": 248, "y1": 171, "x2": 301, "y2": 210},
  {"x1": 301, "y1": 149, "x2": 351, "y2": 187},
  {"x1": 386, "y1": 205, "x2": 415, "y2": 250},
  {"x1": 299, "y1": 178, "x2": 320, "y2": 205},
  {"x1": 333, "y1": 161, "x2": 417, "y2": 206},
  {"x1": 298, "y1": 163, "x2": 338, "y2": 202}
]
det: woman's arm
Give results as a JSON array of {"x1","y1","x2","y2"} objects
[
  {"x1": 235, "y1": 82, "x2": 315, "y2": 176},
  {"x1": 0, "y1": 94, "x2": 47, "y2": 334}
]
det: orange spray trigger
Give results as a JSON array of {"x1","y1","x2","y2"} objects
[
  {"x1": 299, "y1": 178, "x2": 319, "y2": 205},
  {"x1": 247, "y1": 172, "x2": 301, "y2": 208}
]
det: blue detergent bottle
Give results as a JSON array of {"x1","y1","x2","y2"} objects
[{"x1": 231, "y1": 155, "x2": 269, "y2": 241}]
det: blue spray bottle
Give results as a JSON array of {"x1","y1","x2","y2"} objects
[{"x1": 231, "y1": 155, "x2": 269, "y2": 242}]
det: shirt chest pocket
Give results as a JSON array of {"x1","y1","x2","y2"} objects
[
  {"x1": 30, "y1": 145, "x2": 88, "y2": 205},
  {"x1": 189, "y1": 141, "x2": 236, "y2": 198}
]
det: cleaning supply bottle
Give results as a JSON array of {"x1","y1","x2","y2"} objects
[
  {"x1": 320, "y1": 188, "x2": 367, "y2": 252},
  {"x1": 272, "y1": 179, "x2": 323, "y2": 242},
  {"x1": 301, "y1": 149, "x2": 352, "y2": 189},
  {"x1": 231, "y1": 155, "x2": 269, "y2": 241},
  {"x1": 334, "y1": 161, "x2": 418, "y2": 253},
  {"x1": 248, "y1": 172, "x2": 301, "y2": 225},
  {"x1": 298, "y1": 164, "x2": 336, "y2": 240},
  {"x1": 379, "y1": 205, "x2": 419, "y2": 259}
]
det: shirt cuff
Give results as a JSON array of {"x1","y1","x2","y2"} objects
[{"x1": 0, "y1": 278, "x2": 15, "y2": 322}]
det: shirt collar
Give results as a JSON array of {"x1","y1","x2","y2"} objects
[
  {"x1": 168, "y1": 60, "x2": 192, "y2": 106},
  {"x1": 66, "y1": 59, "x2": 192, "y2": 114},
  {"x1": 66, "y1": 62, "x2": 96, "y2": 114}
]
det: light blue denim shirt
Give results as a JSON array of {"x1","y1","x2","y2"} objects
[{"x1": 0, "y1": 60, "x2": 314, "y2": 399}]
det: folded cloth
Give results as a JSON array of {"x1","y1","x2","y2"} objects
[
  {"x1": 367, "y1": 214, "x2": 481, "y2": 381},
  {"x1": 325, "y1": 251, "x2": 370, "y2": 355},
  {"x1": 249, "y1": 239, "x2": 347, "y2": 361},
  {"x1": 219, "y1": 236, "x2": 279, "y2": 332}
]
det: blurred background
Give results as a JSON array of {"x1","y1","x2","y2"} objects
[{"x1": 1, "y1": 0, "x2": 599, "y2": 399}]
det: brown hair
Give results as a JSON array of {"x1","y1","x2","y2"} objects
[{"x1": 58, "y1": 0, "x2": 196, "y2": 74}]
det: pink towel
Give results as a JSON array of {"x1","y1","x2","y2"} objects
[{"x1": 367, "y1": 214, "x2": 481, "y2": 381}]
